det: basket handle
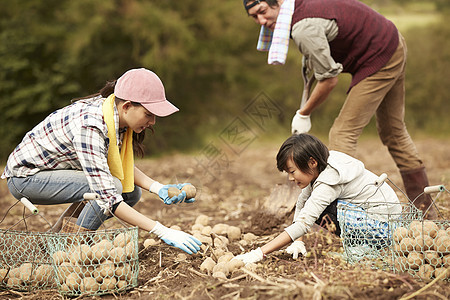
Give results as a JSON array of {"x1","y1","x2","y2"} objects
[
  {"x1": 424, "y1": 185, "x2": 445, "y2": 194},
  {"x1": 374, "y1": 173, "x2": 388, "y2": 187},
  {"x1": 20, "y1": 197, "x2": 39, "y2": 215},
  {"x1": 83, "y1": 193, "x2": 100, "y2": 200}
]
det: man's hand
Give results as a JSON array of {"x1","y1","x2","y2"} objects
[
  {"x1": 233, "y1": 248, "x2": 264, "y2": 264},
  {"x1": 286, "y1": 240, "x2": 307, "y2": 259},
  {"x1": 150, "y1": 221, "x2": 202, "y2": 254},
  {"x1": 291, "y1": 110, "x2": 311, "y2": 134}
]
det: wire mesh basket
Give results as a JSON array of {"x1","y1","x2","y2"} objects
[
  {"x1": 390, "y1": 219, "x2": 450, "y2": 281},
  {"x1": 0, "y1": 195, "x2": 140, "y2": 295},
  {"x1": 0, "y1": 229, "x2": 57, "y2": 291},
  {"x1": 338, "y1": 201, "x2": 422, "y2": 269},
  {"x1": 47, "y1": 226, "x2": 139, "y2": 296},
  {"x1": 337, "y1": 173, "x2": 423, "y2": 270}
]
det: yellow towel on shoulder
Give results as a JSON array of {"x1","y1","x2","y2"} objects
[{"x1": 102, "y1": 94, "x2": 134, "y2": 193}]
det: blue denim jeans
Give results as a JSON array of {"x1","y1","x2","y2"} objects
[{"x1": 7, "y1": 170, "x2": 141, "y2": 230}]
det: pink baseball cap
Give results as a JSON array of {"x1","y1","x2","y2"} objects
[{"x1": 114, "y1": 68, "x2": 179, "y2": 117}]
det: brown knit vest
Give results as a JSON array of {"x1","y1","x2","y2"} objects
[{"x1": 291, "y1": 0, "x2": 399, "y2": 90}]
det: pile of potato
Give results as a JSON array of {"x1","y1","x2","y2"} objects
[
  {"x1": 143, "y1": 214, "x2": 259, "y2": 279},
  {"x1": 392, "y1": 220, "x2": 450, "y2": 280},
  {"x1": 52, "y1": 232, "x2": 137, "y2": 294},
  {"x1": 191, "y1": 214, "x2": 259, "y2": 279},
  {"x1": 0, "y1": 262, "x2": 55, "y2": 288}
]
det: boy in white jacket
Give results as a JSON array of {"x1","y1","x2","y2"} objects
[{"x1": 234, "y1": 134, "x2": 401, "y2": 263}]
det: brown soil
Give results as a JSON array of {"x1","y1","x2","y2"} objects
[{"x1": 0, "y1": 137, "x2": 449, "y2": 299}]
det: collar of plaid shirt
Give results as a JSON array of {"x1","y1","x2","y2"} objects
[{"x1": 256, "y1": 0, "x2": 295, "y2": 65}]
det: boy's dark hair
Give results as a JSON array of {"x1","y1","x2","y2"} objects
[
  {"x1": 243, "y1": 0, "x2": 279, "y2": 11},
  {"x1": 276, "y1": 134, "x2": 330, "y2": 174}
]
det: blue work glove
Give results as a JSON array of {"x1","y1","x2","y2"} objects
[
  {"x1": 176, "y1": 183, "x2": 196, "y2": 203},
  {"x1": 150, "y1": 182, "x2": 187, "y2": 205},
  {"x1": 150, "y1": 221, "x2": 202, "y2": 254}
]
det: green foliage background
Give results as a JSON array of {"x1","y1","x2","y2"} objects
[{"x1": 0, "y1": 0, "x2": 448, "y2": 160}]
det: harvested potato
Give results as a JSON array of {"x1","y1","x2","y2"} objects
[
  {"x1": 399, "y1": 237, "x2": 415, "y2": 252},
  {"x1": 408, "y1": 221, "x2": 424, "y2": 238},
  {"x1": 434, "y1": 267, "x2": 449, "y2": 280},
  {"x1": 7, "y1": 277, "x2": 21, "y2": 286},
  {"x1": 125, "y1": 242, "x2": 136, "y2": 259},
  {"x1": 181, "y1": 184, "x2": 197, "y2": 199},
  {"x1": 109, "y1": 247, "x2": 127, "y2": 263},
  {"x1": 115, "y1": 263, "x2": 132, "y2": 281},
  {"x1": 226, "y1": 259, "x2": 244, "y2": 272},
  {"x1": 98, "y1": 260, "x2": 115, "y2": 278},
  {"x1": 34, "y1": 265, "x2": 53, "y2": 283},
  {"x1": 407, "y1": 252, "x2": 423, "y2": 270},
  {"x1": 423, "y1": 250, "x2": 441, "y2": 265},
  {"x1": 200, "y1": 257, "x2": 216, "y2": 273},
  {"x1": 217, "y1": 253, "x2": 234, "y2": 264},
  {"x1": 19, "y1": 263, "x2": 33, "y2": 281},
  {"x1": 66, "y1": 272, "x2": 81, "y2": 290},
  {"x1": 436, "y1": 229, "x2": 448, "y2": 241},
  {"x1": 193, "y1": 232, "x2": 213, "y2": 245},
  {"x1": 415, "y1": 235, "x2": 434, "y2": 251},
  {"x1": 191, "y1": 223, "x2": 204, "y2": 232},
  {"x1": 176, "y1": 253, "x2": 187, "y2": 262},
  {"x1": 227, "y1": 226, "x2": 241, "y2": 241},
  {"x1": 116, "y1": 280, "x2": 128, "y2": 290},
  {"x1": 394, "y1": 256, "x2": 408, "y2": 272},
  {"x1": 436, "y1": 236, "x2": 450, "y2": 253},
  {"x1": 0, "y1": 268, "x2": 8, "y2": 281},
  {"x1": 170, "y1": 225, "x2": 181, "y2": 231},
  {"x1": 417, "y1": 264, "x2": 434, "y2": 280},
  {"x1": 70, "y1": 244, "x2": 92, "y2": 265},
  {"x1": 443, "y1": 254, "x2": 450, "y2": 267},
  {"x1": 243, "y1": 233, "x2": 258, "y2": 242},
  {"x1": 168, "y1": 187, "x2": 181, "y2": 198},
  {"x1": 143, "y1": 238, "x2": 158, "y2": 248},
  {"x1": 91, "y1": 241, "x2": 111, "y2": 263},
  {"x1": 59, "y1": 262, "x2": 82, "y2": 282},
  {"x1": 195, "y1": 215, "x2": 209, "y2": 226},
  {"x1": 52, "y1": 250, "x2": 69, "y2": 265},
  {"x1": 60, "y1": 283, "x2": 70, "y2": 292},
  {"x1": 80, "y1": 277, "x2": 99, "y2": 293},
  {"x1": 201, "y1": 226, "x2": 212, "y2": 235},
  {"x1": 423, "y1": 220, "x2": 439, "y2": 238},
  {"x1": 214, "y1": 236, "x2": 229, "y2": 249},
  {"x1": 100, "y1": 277, "x2": 117, "y2": 290},
  {"x1": 213, "y1": 248, "x2": 226, "y2": 259},
  {"x1": 212, "y1": 262, "x2": 229, "y2": 276},
  {"x1": 212, "y1": 223, "x2": 229, "y2": 235},
  {"x1": 113, "y1": 232, "x2": 132, "y2": 248},
  {"x1": 212, "y1": 271, "x2": 227, "y2": 280},
  {"x1": 393, "y1": 227, "x2": 409, "y2": 243},
  {"x1": 8, "y1": 267, "x2": 21, "y2": 279}
]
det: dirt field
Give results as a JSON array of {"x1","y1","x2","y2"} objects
[{"x1": 0, "y1": 137, "x2": 449, "y2": 299}]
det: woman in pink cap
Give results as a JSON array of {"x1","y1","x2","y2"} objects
[{"x1": 1, "y1": 68, "x2": 202, "y2": 254}]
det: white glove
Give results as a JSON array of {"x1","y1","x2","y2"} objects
[
  {"x1": 286, "y1": 240, "x2": 307, "y2": 259},
  {"x1": 291, "y1": 110, "x2": 311, "y2": 134},
  {"x1": 150, "y1": 221, "x2": 202, "y2": 254},
  {"x1": 233, "y1": 247, "x2": 264, "y2": 264}
]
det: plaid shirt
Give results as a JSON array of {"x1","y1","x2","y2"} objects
[{"x1": 1, "y1": 97, "x2": 124, "y2": 212}]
